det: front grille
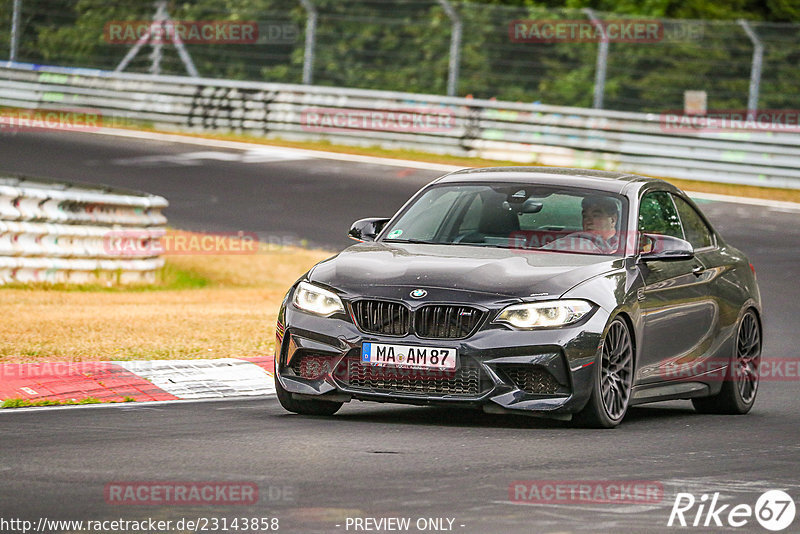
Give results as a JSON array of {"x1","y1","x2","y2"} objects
[
  {"x1": 415, "y1": 305, "x2": 484, "y2": 339},
  {"x1": 341, "y1": 354, "x2": 484, "y2": 396},
  {"x1": 290, "y1": 354, "x2": 337, "y2": 379},
  {"x1": 352, "y1": 300, "x2": 411, "y2": 336},
  {"x1": 351, "y1": 300, "x2": 484, "y2": 339},
  {"x1": 500, "y1": 365, "x2": 562, "y2": 395}
]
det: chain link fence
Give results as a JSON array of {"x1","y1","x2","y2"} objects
[
  {"x1": 0, "y1": 0, "x2": 12, "y2": 61},
  {"x1": 2, "y1": 0, "x2": 799, "y2": 113}
]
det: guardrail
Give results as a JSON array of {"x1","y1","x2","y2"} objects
[
  {"x1": 1, "y1": 63, "x2": 799, "y2": 189},
  {"x1": 0, "y1": 174, "x2": 168, "y2": 284}
]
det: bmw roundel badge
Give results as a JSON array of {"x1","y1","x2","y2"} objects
[{"x1": 410, "y1": 289, "x2": 427, "y2": 299}]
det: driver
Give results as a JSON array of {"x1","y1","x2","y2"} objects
[{"x1": 544, "y1": 196, "x2": 620, "y2": 254}]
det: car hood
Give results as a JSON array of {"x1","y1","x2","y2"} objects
[{"x1": 308, "y1": 242, "x2": 622, "y2": 300}]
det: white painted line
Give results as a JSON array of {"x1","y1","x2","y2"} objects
[
  {"x1": 685, "y1": 191, "x2": 800, "y2": 211},
  {"x1": 96, "y1": 127, "x2": 463, "y2": 172},
  {"x1": 111, "y1": 148, "x2": 312, "y2": 167},
  {"x1": 493, "y1": 500, "x2": 664, "y2": 515},
  {"x1": 83, "y1": 127, "x2": 800, "y2": 210}
]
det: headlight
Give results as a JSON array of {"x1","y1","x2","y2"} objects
[
  {"x1": 292, "y1": 281, "x2": 345, "y2": 317},
  {"x1": 494, "y1": 300, "x2": 593, "y2": 329}
]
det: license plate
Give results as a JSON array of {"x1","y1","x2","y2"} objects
[{"x1": 361, "y1": 342, "x2": 456, "y2": 370}]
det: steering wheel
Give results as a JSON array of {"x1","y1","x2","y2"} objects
[{"x1": 566, "y1": 231, "x2": 611, "y2": 252}]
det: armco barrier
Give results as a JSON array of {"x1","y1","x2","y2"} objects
[
  {"x1": 0, "y1": 174, "x2": 168, "y2": 284},
  {"x1": 1, "y1": 63, "x2": 799, "y2": 189}
]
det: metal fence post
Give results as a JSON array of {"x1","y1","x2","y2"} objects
[
  {"x1": 148, "y1": 0, "x2": 166, "y2": 75},
  {"x1": 8, "y1": 0, "x2": 22, "y2": 64},
  {"x1": 584, "y1": 8, "x2": 608, "y2": 110},
  {"x1": 299, "y1": 0, "x2": 317, "y2": 85},
  {"x1": 437, "y1": 0, "x2": 461, "y2": 97},
  {"x1": 738, "y1": 19, "x2": 763, "y2": 119},
  {"x1": 115, "y1": 0, "x2": 198, "y2": 77}
]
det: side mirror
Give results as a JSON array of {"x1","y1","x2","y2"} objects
[
  {"x1": 348, "y1": 217, "x2": 390, "y2": 242},
  {"x1": 638, "y1": 233, "x2": 694, "y2": 261}
]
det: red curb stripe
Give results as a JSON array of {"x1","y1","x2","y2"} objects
[
  {"x1": 243, "y1": 356, "x2": 275, "y2": 373},
  {"x1": 0, "y1": 362, "x2": 177, "y2": 403}
]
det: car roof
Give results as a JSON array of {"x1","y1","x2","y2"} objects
[{"x1": 432, "y1": 167, "x2": 668, "y2": 195}]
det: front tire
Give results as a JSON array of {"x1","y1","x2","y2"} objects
[
  {"x1": 275, "y1": 373, "x2": 343, "y2": 416},
  {"x1": 692, "y1": 309, "x2": 760, "y2": 415},
  {"x1": 574, "y1": 317, "x2": 634, "y2": 428}
]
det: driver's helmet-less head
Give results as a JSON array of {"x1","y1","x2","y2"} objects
[{"x1": 581, "y1": 196, "x2": 620, "y2": 218}]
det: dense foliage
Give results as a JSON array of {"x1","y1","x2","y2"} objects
[{"x1": 1, "y1": 0, "x2": 797, "y2": 111}]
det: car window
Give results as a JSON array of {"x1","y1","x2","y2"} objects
[
  {"x1": 672, "y1": 195, "x2": 714, "y2": 249},
  {"x1": 381, "y1": 183, "x2": 627, "y2": 255},
  {"x1": 518, "y1": 194, "x2": 583, "y2": 232},
  {"x1": 638, "y1": 191, "x2": 683, "y2": 239},
  {"x1": 387, "y1": 188, "x2": 461, "y2": 241},
  {"x1": 454, "y1": 193, "x2": 484, "y2": 234}
]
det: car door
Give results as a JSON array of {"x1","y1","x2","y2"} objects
[
  {"x1": 635, "y1": 190, "x2": 719, "y2": 384},
  {"x1": 670, "y1": 193, "x2": 729, "y2": 372}
]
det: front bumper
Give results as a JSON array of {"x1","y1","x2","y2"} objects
[{"x1": 276, "y1": 302, "x2": 608, "y2": 417}]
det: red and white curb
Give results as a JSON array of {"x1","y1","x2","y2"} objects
[
  {"x1": 116, "y1": 358, "x2": 274, "y2": 399},
  {"x1": 0, "y1": 357, "x2": 275, "y2": 405}
]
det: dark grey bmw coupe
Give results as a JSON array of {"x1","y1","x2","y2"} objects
[{"x1": 274, "y1": 167, "x2": 762, "y2": 427}]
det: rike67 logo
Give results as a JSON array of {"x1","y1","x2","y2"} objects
[{"x1": 668, "y1": 490, "x2": 796, "y2": 531}]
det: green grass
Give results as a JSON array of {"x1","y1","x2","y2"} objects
[
  {"x1": 1, "y1": 396, "x2": 136, "y2": 409},
  {"x1": 153, "y1": 262, "x2": 211, "y2": 290},
  {"x1": 0, "y1": 264, "x2": 212, "y2": 293}
]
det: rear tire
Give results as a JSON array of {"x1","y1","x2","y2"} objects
[
  {"x1": 692, "y1": 309, "x2": 760, "y2": 415},
  {"x1": 274, "y1": 373, "x2": 343, "y2": 416},
  {"x1": 574, "y1": 317, "x2": 634, "y2": 428}
]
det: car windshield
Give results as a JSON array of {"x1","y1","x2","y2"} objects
[{"x1": 381, "y1": 183, "x2": 628, "y2": 256}]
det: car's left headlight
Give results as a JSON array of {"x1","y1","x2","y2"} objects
[
  {"x1": 292, "y1": 281, "x2": 345, "y2": 317},
  {"x1": 494, "y1": 300, "x2": 593, "y2": 329}
]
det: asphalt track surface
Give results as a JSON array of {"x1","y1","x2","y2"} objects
[{"x1": 1, "y1": 130, "x2": 800, "y2": 534}]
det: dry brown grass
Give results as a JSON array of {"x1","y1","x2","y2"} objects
[{"x1": 0, "y1": 243, "x2": 332, "y2": 363}]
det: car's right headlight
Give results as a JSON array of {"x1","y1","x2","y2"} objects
[
  {"x1": 292, "y1": 281, "x2": 345, "y2": 317},
  {"x1": 494, "y1": 300, "x2": 593, "y2": 329}
]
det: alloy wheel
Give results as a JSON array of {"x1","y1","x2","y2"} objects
[
  {"x1": 735, "y1": 311, "x2": 760, "y2": 404},
  {"x1": 600, "y1": 320, "x2": 633, "y2": 420}
]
